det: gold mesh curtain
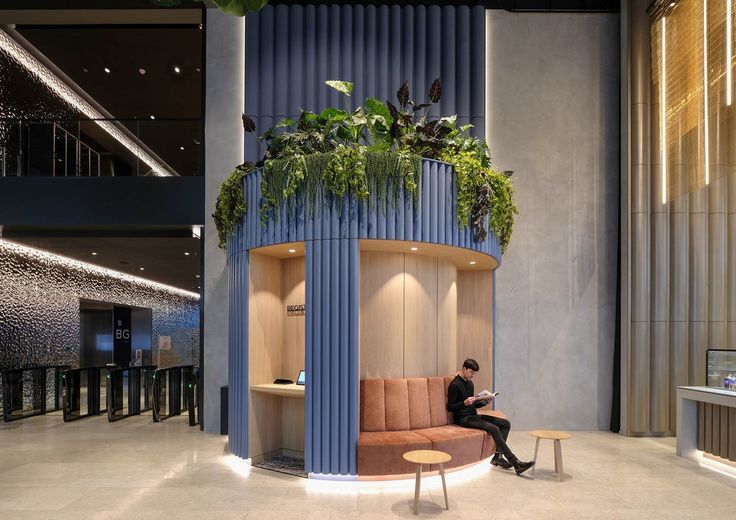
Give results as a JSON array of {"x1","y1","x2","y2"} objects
[{"x1": 652, "y1": 0, "x2": 728, "y2": 199}]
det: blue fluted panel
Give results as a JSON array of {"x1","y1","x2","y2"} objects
[
  {"x1": 305, "y1": 238, "x2": 359, "y2": 475},
  {"x1": 230, "y1": 159, "x2": 502, "y2": 265},
  {"x1": 227, "y1": 249, "x2": 248, "y2": 458},
  {"x1": 244, "y1": 4, "x2": 486, "y2": 161}
]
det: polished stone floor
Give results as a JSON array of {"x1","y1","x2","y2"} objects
[{"x1": 1, "y1": 412, "x2": 735, "y2": 519}]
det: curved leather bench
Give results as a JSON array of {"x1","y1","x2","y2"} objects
[{"x1": 359, "y1": 376, "x2": 505, "y2": 476}]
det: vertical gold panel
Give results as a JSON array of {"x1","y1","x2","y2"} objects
[
  {"x1": 720, "y1": 405, "x2": 729, "y2": 460},
  {"x1": 729, "y1": 407, "x2": 736, "y2": 461},
  {"x1": 704, "y1": 402, "x2": 713, "y2": 453},
  {"x1": 457, "y1": 270, "x2": 493, "y2": 394},
  {"x1": 697, "y1": 402, "x2": 705, "y2": 451},
  {"x1": 282, "y1": 257, "x2": 306, "y2": 381},
  {"x1": 282, "y1": 397, "x2": 305, "y2": 454},
  {"x1": 281, "y1": 256, "x2": 306, "y2": 455},
  {"x1": 437, "y1": 261, "x2": 458, "y2": 376},
  {"x1": 360, "y1": 252, "x2": 405, "y2": 379},
  {"x1": 404, "y1": 255, "x2": 439, "y2": 377},
  {"x1": 248, "y1": 252, "x2": 284, "y2": 460}
]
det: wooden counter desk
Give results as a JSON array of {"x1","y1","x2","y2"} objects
[{"x1": 250, "y1": 383, "x2": 305, "y2": 398}]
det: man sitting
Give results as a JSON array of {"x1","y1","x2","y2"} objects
[{"x1": 447, "y1": 358, "x2": 535, "y2": 476}]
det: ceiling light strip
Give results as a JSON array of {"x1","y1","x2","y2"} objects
[
  {"x1": 728, "y1": 0, "x2": 733, "y2": 105},
  {"x1": 661, "y1": 17, "x2": 667, "y2": 205},
  {"x1": 0, "y1": 30, "x2": 174, "y2": 177},
  {"x1": 0, "y1": 239, "x2": 199, "y2": 299},
  {"x1": 704, "y1": 0, "x2": 710, "y2": 185}
]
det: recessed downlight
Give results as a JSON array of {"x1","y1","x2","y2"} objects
[
  {"x1": 180, "y1": 146, "x2": 185, "y2": 151},
  {"x1": 91, "y1": 252, "x2": 98, "y2": 256},
  {"x1": 149, "y1": 115, "x2": 155, "y2": 120},
  {"x1": 195, "y1": 274, "x2": 200, "y2": 278},
  {"x1": 139, "y1": 68, "x2": 146, "y2": 75},
  {"x1": 469, "y1": 261, "x2": 477, "y2": 265},
  {"x1": 139, "y1": 267, "x2": 145, "y2": 271},
  {"x1": 184, "y1": 252, "x2": 190, "y2": 256},
  {"x1": 410, "y1": 247, "x2": 418, "y2": 251},
  {"x1": 173, "y1": 65, "x2": 181, "y2": 74},
  {"x1": 288, "y1": 249, "x2": 296, "y2": 253},
  {"x1": 104, "y1": 67, "x2": 111, "y2": 74}
]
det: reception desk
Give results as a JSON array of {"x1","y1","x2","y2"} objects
[{"x1": 676, "y1": 386, "x2": 736, "y2": 470}]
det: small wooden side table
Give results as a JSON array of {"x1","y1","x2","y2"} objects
[
  {"x1": 402, "y1": 449, "x2": 452, "y2": 515},
  {"x1": 529, "y1": 430, "x2": 572, "y2": 482}
]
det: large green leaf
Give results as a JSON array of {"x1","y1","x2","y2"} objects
[
  {"x1": 364, "y1": 98, "x2": 393, "y2": 126},
  {"x1": 325, "y1": 80, "x2": 354, "y2": 96},
  {"x1": 275, "y1": 118, "x2": 296, "y2": 129},
  {"x1": 320, "y1": 107, "x2": 348, "y2": 121}
]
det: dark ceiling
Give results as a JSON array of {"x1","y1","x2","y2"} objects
[
  {"x1": 15, "y1": 24, "x2": 203, "y2": 177},
  {"x1": 5, "y1": 235, "x2": 202, "y2": 292}
]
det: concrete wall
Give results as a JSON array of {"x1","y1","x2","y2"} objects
[
  {"x1": 203, "y1": 10, "x2": 244, "y2": 433},
  {"x1": 487, "y1": 11, "x2": 620, "y2": 430}
]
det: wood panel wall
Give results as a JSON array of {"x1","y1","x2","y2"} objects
[
  {"x1": 360, "y1": 251, "x2": 492, "y2": 383},
  {"x1": 360, "y1": 252, "x2": 404, "y2": 378},
  {"x1": 457, "y1": 270, "x2": 494, "y2": 394},
  {"x1": 248, "y1": 252, "x2": 283, "y2": 460},
  {"x1": 282, "y1": 256, "x2": 305, "y2": 453}
]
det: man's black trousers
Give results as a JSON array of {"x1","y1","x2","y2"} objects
[{"x1": 458, "y1": 414, "x2": 517, "y2": 463}]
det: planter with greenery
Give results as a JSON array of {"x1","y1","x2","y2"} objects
[{"x1": 214, "y1": 79, "x2": 518, "y2": 254}]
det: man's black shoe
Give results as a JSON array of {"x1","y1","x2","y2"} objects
[
  {"x1": 513, "y1": 460, "x2": 535, "y2": 476},
  {"x1": 491, "y1": 457, "x2": 513, "y2": 470}
]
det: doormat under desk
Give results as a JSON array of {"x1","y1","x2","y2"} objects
[{"x1": 253, "y1": 455, "x2": 307, "y2": 478}]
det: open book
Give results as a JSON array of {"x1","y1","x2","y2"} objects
[{"x1": 475, "y1": 389, "x2": 500, "y2": 400}]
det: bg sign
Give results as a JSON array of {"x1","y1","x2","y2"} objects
[{"x1": 113, "y1": 306, "x2": 132, "y2": 366}]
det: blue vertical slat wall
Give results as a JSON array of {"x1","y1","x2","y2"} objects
[
  {"x1": 244, "y1": 4, "x2": 486, "y2": 161},
  {"x1": 305, "y1": 238, "x2": 359, "y2": 475},
  {"x1": 227, "y1": 245, "x2": 248, "y2": 459},
  {"x1": 231, "y1": 160, "x2": 502, "y2": 262}
]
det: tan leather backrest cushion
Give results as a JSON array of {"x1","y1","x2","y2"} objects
[
  {"x1": 384, "y1": 379, "x2": 411, "y2": 431},
  {"x1": 406, "y1": 378, "x2": 431, "y2": 430},
  {"x1": 361, "y1": 379, "x2": 386, "y2": 432},
  {"x1": 443, "y1": 375, "x2": 455, "y2": 423},
  {"x1": 427, "y1": 377, "x2": 449, "y2": 427}
]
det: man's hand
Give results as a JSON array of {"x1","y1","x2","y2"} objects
[{"x1": 463, "y1": 396, "x2": 476, "y2": 406}]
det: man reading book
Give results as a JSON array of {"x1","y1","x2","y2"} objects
[{"x1": 446, "y1": 358, "x2": 535, "y2": 476}]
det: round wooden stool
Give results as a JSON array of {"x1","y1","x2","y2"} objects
[
  {"x1": 529, "y1": 430, "x2": 572, "y2": 482},
  {"x1": 402, "y1": 449, "x2": 452, "y2": 515}
]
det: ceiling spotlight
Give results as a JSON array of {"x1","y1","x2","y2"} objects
[
  {"x1": 469, "y1": 261, "x2": 477, "y2": 265},
  {"x1": 91, "y1": 252, "x2": 98, "y2": 256},
  {"x1": 173, "y1": 65, "x2": 181, "y2": 74},
  {"x1": 192, "y1": 139, "x2": 201, "y2": 145},
  {"x1": 288, "y1": 249, "x2": 296, "y2": 253},
  {"x1": 195, "y1": 67, "x2": 201, "y2": 73},
  {"x1": 184, "y1": 252, "x2": 190, "y2": 256},
  {"x1": 104, "y1": 67, "x2": 110, "y2": 74},
  {"x1": 195, "y1": 274, "x2": 200, "y2": 278},
  {"x1": 138, "y1": 68, "x2": 146, "y2": 75},
  {"x1": 180, "y1": 146, "x2": 185, "y2": 151},
  {"x1": 669, "y1": 1, "x2": 675, "y2": 5},
  {"x1": 149, "y1": 115, "x2": 155, "y2": 120},
  {"x1": 198, "y1": 24, "x2": 203, "y2": 30},
  {"x1": 82, "y1": 67, "x2": 88, "y2": 73},
  {"x1": 139, "y1": 267, "x2": 145, "y2": 271},
  {"x1": 410, "y1": 247, "x2": 418, "y2": 251}
]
